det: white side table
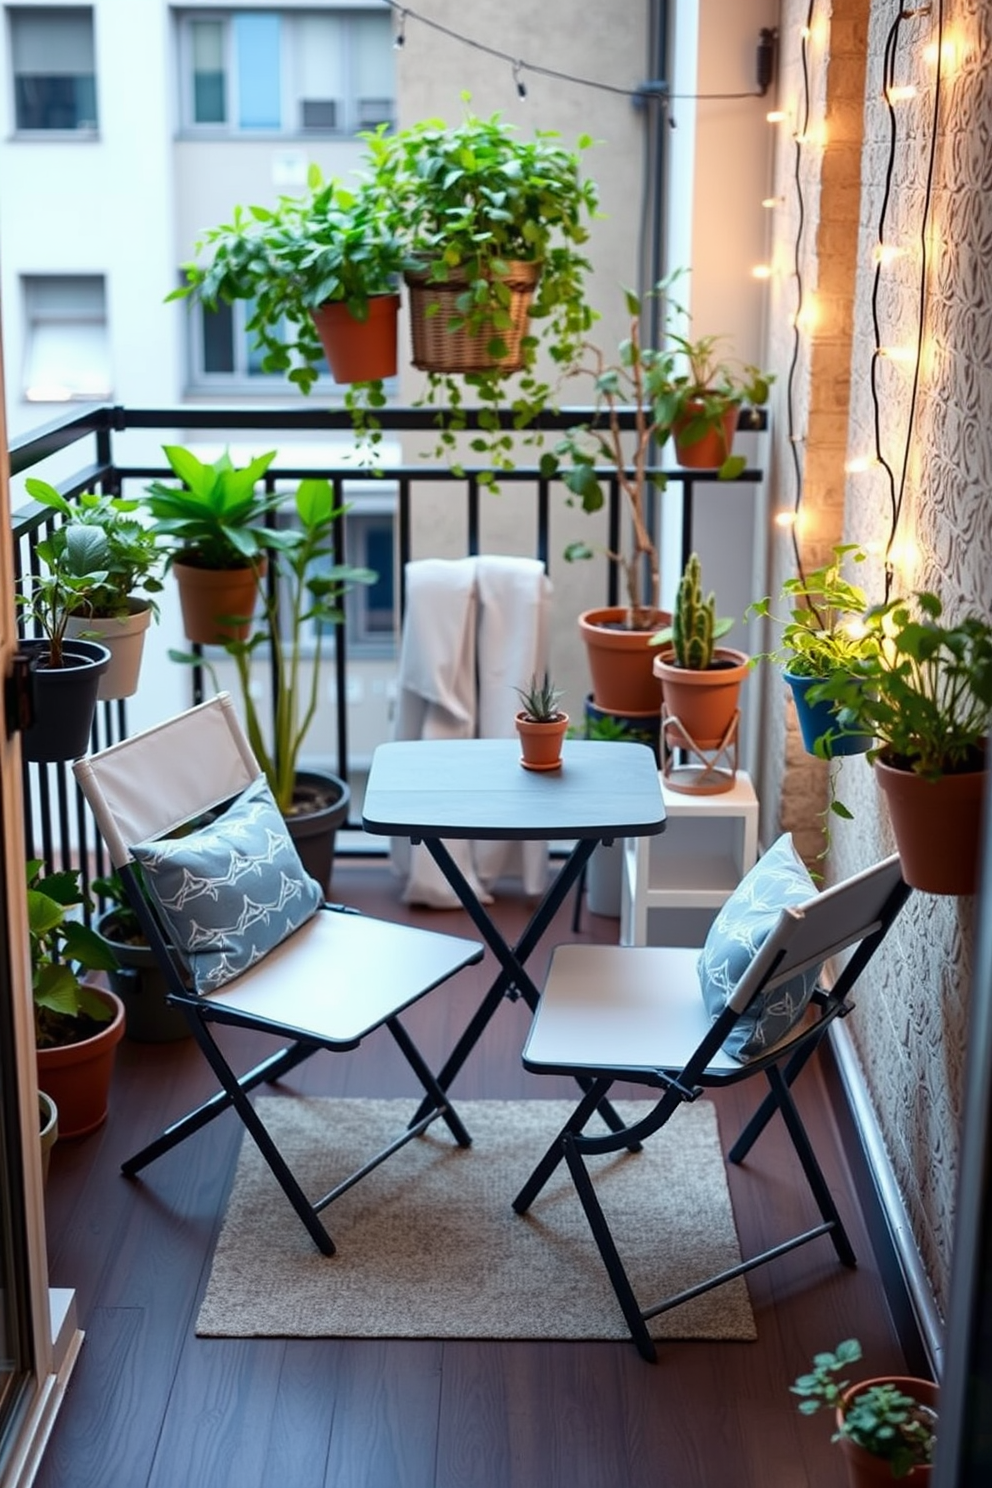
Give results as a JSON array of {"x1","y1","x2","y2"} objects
[{"x1": 620, "y1": 770, "x2": 759, "y2": 947}]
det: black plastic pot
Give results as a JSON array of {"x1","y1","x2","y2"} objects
[
  {"x1": 21, "y1": 638, "x2": 110, "y2": 762},
  {"x1": 285, "y1": 770, "x2": 351, "y2": 894},
  {"x1": 95, "y1": 910, "x2": 191, "y2": 1043}
]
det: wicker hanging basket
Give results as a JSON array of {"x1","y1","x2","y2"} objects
[{"x1": 403, "y1": 259, "x2": 542, "y2": 374}]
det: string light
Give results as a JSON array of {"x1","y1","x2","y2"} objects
[
  {"x1": 393, "y1": 7, "x2": 406, "y2": 47},
  {"x1": 766, "y1": 109, "x2": 788, "y2": 123},
  {"x1": 752, "y1": 264, "x2": 772, "y2": 280},
  {"x1": 512, "y1": 61, "x2": 527, "y2": 99},
  {"x1": 762, "y1": 195, "x2": 783, "y2": 209},
  {"x1": 886, "y1": 83, "x2": 918, "y2": 102}
]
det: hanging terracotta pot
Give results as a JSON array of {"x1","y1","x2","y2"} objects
[
  {"x1": 672, "y1": 402, "x2": 739, "y2": 469},
  {"x1": 836, "y1": 1376, "x2": 938, "y2": 1487},
  {"x1": 35, "y1": 987, "x2": 125, "y2": 1139},
  {"x1": 784, "y1": 669, "x2": 873, "y2": 757},
  {"x1": 874, "y1": 753, "x2": 987, "y2": 895},
  {"x1": 172, "y1": 557, "x2": 264, "y2": 646},
  {"x1": 404, "y1": 260, "x2": 541, "y2": 374},
  {"x1": 310, "y1": 293, "x2": 401, "y2": 384},
  {"x1": 653, "y1": 646, "x2": 750, "y2": 747},
  {"x1": 285, "y1": 769, "x2": 350, "y2": 894},
  {"x1": 578, "y1": 607, "x2": 670, "y2": 716},
  {"x1": 65, "y1": 600, "x2": 153, "y2": 701},
  {"x1": 515, "y1": 711, "x2": 570, "y2": 771},
  {"x1": 21, "y1": 637, "x2": 111, "y2": 762}
]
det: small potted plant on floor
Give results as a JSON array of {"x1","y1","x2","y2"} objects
[
  {"x1": 366, "y1": 107, "x2": 599, "y2": 484},
  {"x1": 811, "y1": 590, "x2": 992, "y2": 894},
  {"x1": 142, "y1": 445, "x2": 292, "y2": 646},
  {"x1": 169, "y1": 167, "x2": 411, "y2": 458},
  {"x1": 91, "y1": 869, "x2": 190, "y2": 1043},
  {"x1": 28, "y1": 859, "x2": 125, "y2": 1139},
  {"x1": 169, "y1": 474, "x2": 376, "y2": 890},
  {"x1": 791, "y1": 1337, "x2": 938, "y2": 1484},
  {"x1": 24, "y1": 480, "x2": 164, "y2": 700},
  {"x1": 651, "y1": 551, "x2": 748, "y2": 787},
  {"x1": 746, "y1": 544, "x2": 880, "y2": 756},
  {"x1": 514, "y1": 672, "x2": 569, "y2": 771},
  {"x1": 15, "y1": 536, "x2": 111, "y2": 762}
]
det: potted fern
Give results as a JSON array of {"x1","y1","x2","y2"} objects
[
  {"x1": 170, "y1": 474, "x2": 376, "y2": 890},
  {"x1": 514, "y1": 672, "x2": 569, "y2": 771},
  {"x1": 651, "y1": 551, "x2": 748, "y2": 780},
  {"x1": 792, "y1": 1337, "x2": 938, "y2": 1484}
]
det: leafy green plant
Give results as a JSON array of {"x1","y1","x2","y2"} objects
[
  {"x1": 663, "y1": 324, "x2": 773, "y2": 476},
  {"x1": 25, "y1": 481, "x2": 164, "y2": 620},
  {"x1": 515, "y1": 671, "x2": 566, "y2": 722},
  {"x1": 27, "y1": 860, "x2": 119, "y2": 1048},
  {"x1": 747, "y1": 545, "x2": 880, "y2": 678},
  {"x1": 142, "y1": 446, "x2": 294, "y2": 571},
  {"x1": 652, "y1": 552, "x2": 733, "y2": 669},
  {"x1": 791, "y1": 1338, "x2": 937, "y2": 1478},
  {"x1": 16, "y1": 530, "x2": 110, "y2": 667},
  {"x1": 366, "y1": 106, "x2": 599, "y2": 484},
  {"x1": 812, "y1": 590, "x2": 992, "y2": 779},
  {"x1": 168, "y1": 166, "x2": 410, "y2": 457},
  {"x1": 170, "y1": 477, "x2": 375, "y2": 814}
]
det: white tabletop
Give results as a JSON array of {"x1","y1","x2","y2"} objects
[{"x1": 362, "y1": 738, "x2": 667, "y2": 841}]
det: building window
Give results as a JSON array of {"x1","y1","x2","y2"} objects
[
  {"x1": 179, "y1": 8, "x2": 393, "y2": 136},
  {"x1": 273, "y1": 499, "x2": 396, "y2": 656},
  {"x1": 189, "y1": 299, "x2": 327, "y2": 388},
  {"x1": 9, "y1": 6, "x2": 97, "y2": 132},
  {"x1": 21, "y1": 275, "x2": 111, "y2": 403}
]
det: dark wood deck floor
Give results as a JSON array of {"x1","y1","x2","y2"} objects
[{"x1": 37, "y1": 863, "x2": 918, "y2": 1488}]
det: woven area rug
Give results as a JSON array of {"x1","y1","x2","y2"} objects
[{"x1": 196, "y1": 1097, "x2": 756, "y2": 1342}]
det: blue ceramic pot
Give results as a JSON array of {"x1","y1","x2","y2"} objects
[{"x1": 784, "y1": 669, "x2": 872, "y2": 758}]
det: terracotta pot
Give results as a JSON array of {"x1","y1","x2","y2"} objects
[
  {"x1": 584, "y1": 695, "x2": 661, "y2": 765},
  {"x1": 874, "y1": 754, "x2": 987, "y2": 895},
  {"x1": 515, "y1": 711, "x2": 569, "y2": 771},
  {"x1": 35, "y1": 988, "x2": 125, "y2": 1139},
  {"x1": 784, "y1": 668, "x2": 873, "y2": 757},
  {"x1": 172, "y1": 558, "x2": 264, "y2": 646},
  {"x1": 578, "y1": 607, "x2": 670, "y2": 715},
  {"x1": 653, "y1": 646, "x2": 750, "y2": 749},
  {"x1": 672, "y1": 402, "x2": 739, "y2": 469},
  {"x1": 65, "y1": 600, "x2": 153, "y2": 700},
  {"x1": 836, "y1": 1376, "x2": 938, "y2": 1487},
  {"x1": 285, "y1": 769, "x2": 350, "y2": 894},
  {"x1": 404, "y1": 260, "x2": 541, "y2": 374},
  {"x1": 310, "y1": 293, "x2": 400, "y2": 384},
  {"x1": 21, "y1": 638, "x2": 111, "y2": 762}
]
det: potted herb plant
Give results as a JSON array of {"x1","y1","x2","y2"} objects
[
  {"x1": 15, "y1": 536, "x2": 111, "y2": 762},
  {"x1": 142, "y1": 445, "x2": 292, "y2": 646},
  {"x1": 366, "y1": 107, "x2": 599, "y2": 484},
  {"x1": 28, "y1": 859, "x2": 125, "y2": 1139},
  {"x1": 813, "y1": 590, "x2": 992, "y2": 894},
  {"x1": 514, "y1": 671, "x2": 569, "y2": 771},
  {"x1": 170, "y1": 474, "x2": 375, "y2": 890},
  {"x1": 792, "y1": 1337, "x2": 938, "y2": 1484},
  {"x1": 25, "y1": 480, "x2": 164, "y2": 700},
  {"x1": 169, "y1": 167, "x2": 410, "y2": 456},
  {"x1": 746, "y1": 544, "x2": 880, "y2": 756},
  {"x1": 651, "y1": 552, "x2": 748, "y2": 789}
]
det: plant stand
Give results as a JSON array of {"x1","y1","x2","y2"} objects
[{"x1": 661, "y1": 710, "x2": 740, "y2": 795}]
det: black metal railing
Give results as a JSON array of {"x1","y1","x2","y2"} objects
[{"x1": 9, "y1": 401, "x2": 766, "y2": 882}]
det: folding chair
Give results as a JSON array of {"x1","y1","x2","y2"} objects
[
  {"x1": 512, "y1": 840, "x2": 912, "y2": 1360},
  {"x1": 73, "y1": 693, "x2": 483, "y2": 1256}
]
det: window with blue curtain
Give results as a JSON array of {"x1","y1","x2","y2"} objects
[{"x1": 235, "y1": 12, "x2": 281, "y2": 129}]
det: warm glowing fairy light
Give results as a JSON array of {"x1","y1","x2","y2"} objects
[
  {"x1": 795, "y1": 295, "x2": 818, "y2": 332},
  {"x1": 877, "y1": 345, "x2": 916, "y2": 364},
  {"x1": 886, "y1": 84, "x2": 918, "y2": 103},
  {"x1": 872, "y1": 243, "x2": 903, "y2": 267},
  {"x1": 766, "y1": 109, "x2": 787, "y2": 124},
  {"x1": 774, "y1": 510, "x2": 798, "y2": 529},
  {"x1": 752, "y1": 264, "x2": 772, "y2": 280},
  {"x1": 761, "y1": 196, "x2": 782, "y2": 209},
  {"x1": 845, "y1": 457, "x2": 875, "y2": 474}
]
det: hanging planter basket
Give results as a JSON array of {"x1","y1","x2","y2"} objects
[
  {"x1": 874, "y1": 753, "x2": 987, "y2": 896},
  {"x1": 65, "y1": 601, "x2": 153, "y2": 701},
  {"x1": 672, "y1": 402, "x2": 740, "y2": 469},
  {"x1": 310, "y1": 293, "x2": 400, "y2": 384},
  {"x1": 21, "y1": 637, "x2": 111, "y2": 763},
  {"x1": 784, "y1": 669, "x2": 873, "y2": 757},
  {"x1": 404, "y1": 259, "x2": 541, "y2": 374}
]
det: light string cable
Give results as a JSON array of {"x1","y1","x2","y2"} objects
[
  {"x1": 870, "y1": 0, "x2": 943, "y2": 602},
  {"x1": 379, "y1": 1, "x2": 762, "y2": 104},
  {"x1": 784, "y1": 0, "x2": 817, "y2": 590}
]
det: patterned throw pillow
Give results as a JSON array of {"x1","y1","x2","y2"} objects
[
  {"x1": 130, "y1": 776, "x2": 323, "y2": 994},
  {"x1": 697, "y1": 833, "x2": 821, "y2": 1062}
]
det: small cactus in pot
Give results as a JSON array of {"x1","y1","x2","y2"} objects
[{"x1": 655, "y1": 552, "x2": 733, "y2": 670}]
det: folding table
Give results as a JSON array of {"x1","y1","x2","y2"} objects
[{"x1": 362, "y1": 737, "x2": 667, "y2": 1101}]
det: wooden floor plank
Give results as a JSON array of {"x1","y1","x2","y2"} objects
[{"x1": 35, "y1": 863, "x2": 915, "y2": 1488}]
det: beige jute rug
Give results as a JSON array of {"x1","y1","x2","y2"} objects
[{"x1": 196, "y1": 1097, "x2": 756, "y2": 1342}]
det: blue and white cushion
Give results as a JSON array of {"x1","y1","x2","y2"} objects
[
  {"x1": 130, "y1": 776, "x2": 323, "y2": 993},
  {"x1": 697, "y1": 833, "x2": 821, "y2": 1062}
]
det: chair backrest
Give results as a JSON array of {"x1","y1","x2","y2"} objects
[
  {"x1": 729, "y1": 853, "x2": 908, "y2": 1017},
  {"x1": 73, "y1": 693, "x2": 260, "y2": 868}
]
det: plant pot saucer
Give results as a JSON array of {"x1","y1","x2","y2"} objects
[{"x1": 519, "y1": 757, "x2": 563, "y2": 772}]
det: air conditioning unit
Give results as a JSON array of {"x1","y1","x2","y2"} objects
[{"x1": 301, "y1": 98, "x2": 337, "y2": 131}]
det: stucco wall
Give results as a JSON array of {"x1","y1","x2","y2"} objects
[{"x1": 763, "y1": 0, "x2": 991, "y2": 1323}]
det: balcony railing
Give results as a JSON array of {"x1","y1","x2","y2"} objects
[{"x1": 9, "y1": 401, "x2": 766, "y2": 884}]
